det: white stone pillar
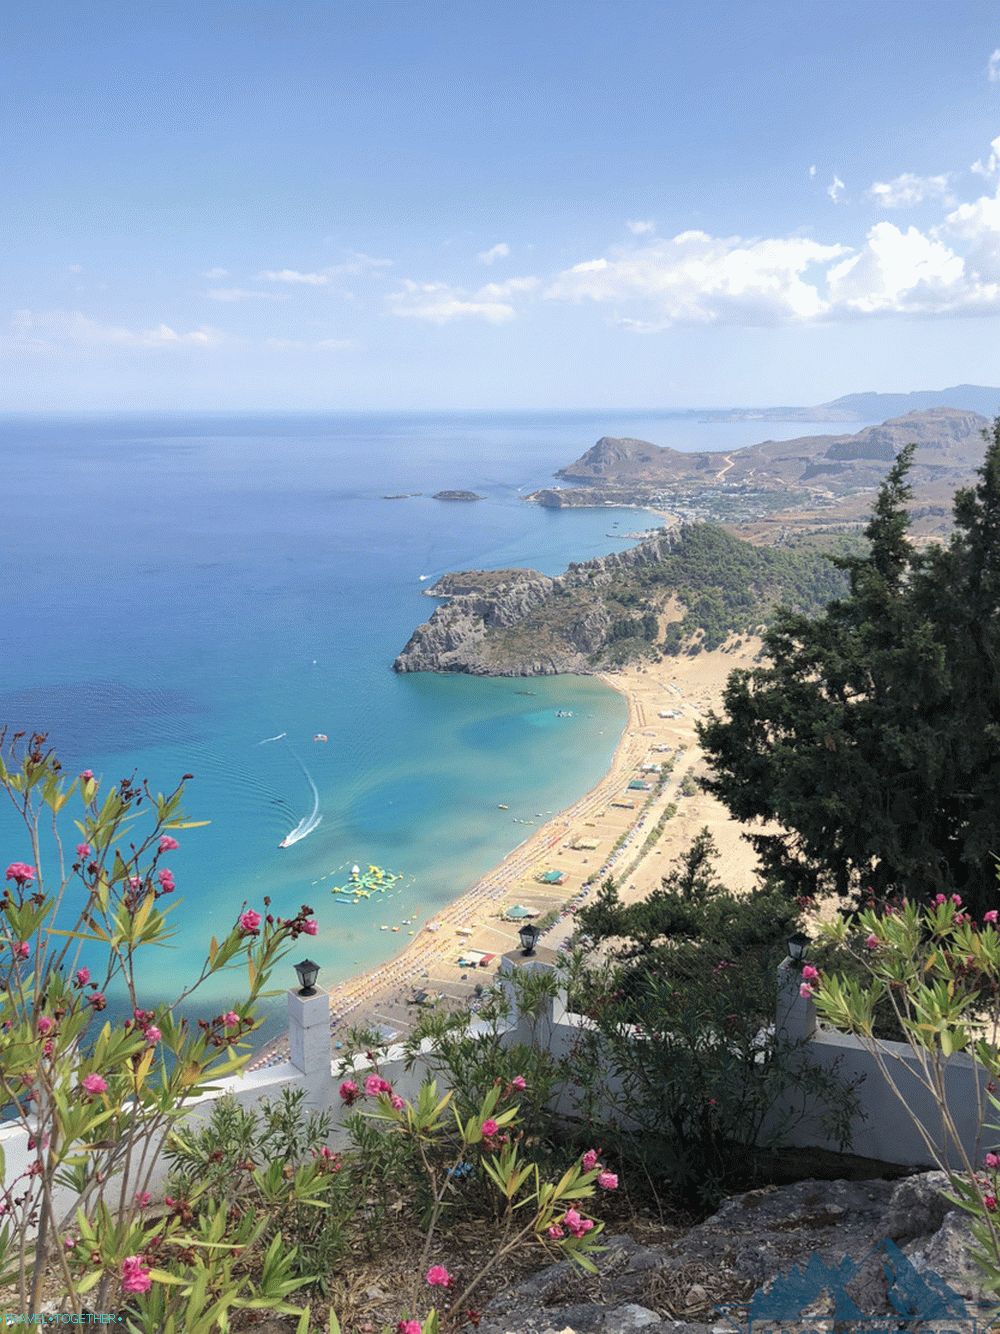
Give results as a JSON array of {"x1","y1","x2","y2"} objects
[
  {"x1": 287, "y1": 986, "x2": 332, "y2": 1109},
  {"x1": 775, "y1": 957, "x2": 817, "y2": 1044}
]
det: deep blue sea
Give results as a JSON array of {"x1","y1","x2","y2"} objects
[{"x1": 0, "y1": 410, "x2": 842, "y2": 1038}]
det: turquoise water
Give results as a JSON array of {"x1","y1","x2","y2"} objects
[{"x1": 0, "y1": 410, "x2": 839, "y2": 1037}]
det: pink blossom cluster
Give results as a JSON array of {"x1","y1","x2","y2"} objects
[
  {"x1": 549, "y1": 1206, "x2": 595, "y2": 1240},
  {"x1": 339, "y1": 1074, "x2": 406, "y2": 1111},
  {"x1": 579, "y1": 1146, "x2": 619, "y2": 1190},
  {"x1": 5, "y1": 862, "x2": 35, "y2": 886},
  {"x1": 799, "y1": 962, "x2": 820, "y2": 1000},
  {"x1": 126, "y1": 1008, "x2": 161, "y2": 1046},
  {"x1": 121, "y1": 1254, "x2": 152, "y2": 1294},
  {"x1": 425, "y1": 1264, "x2": 451, "y2": 1287}
]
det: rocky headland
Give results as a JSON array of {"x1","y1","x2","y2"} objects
[
  {"x1": 432, "y1": 489, "x2": 485, "y2": 501},
  {"x1": 525, "y1": 408, "x2": 993, "y2": 535},
  {"x1": 393, "y1": 523, "x2": 846, "y2": 674}
]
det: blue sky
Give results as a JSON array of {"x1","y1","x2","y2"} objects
[{"x1": 4, "y1": 1, "x2": 1000, "y2": 410}]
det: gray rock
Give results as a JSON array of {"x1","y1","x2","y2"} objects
[{"x1": 479, "y1": 1172, "x2": 986, "y2": 1334}]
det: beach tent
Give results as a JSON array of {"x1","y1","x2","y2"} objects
[
  {"x1": 503, "y1": 904, "x2": 539, "y2": 920},
  {"x1": 627, "y1": 780, "x2": 651, "y2": 791},
  {"x1": 538, "y1": 870, "x2": 566, "y2": 885}
]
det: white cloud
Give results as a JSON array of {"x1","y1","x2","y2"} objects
[
  {"x1": 626, "y1": 219, "x2": 656, "y2": 236},
  {"x1": 206, "y1": 287, "x2": 287, "y2": 302},
  {"x1": 827, "y1": 175, "x2": 846, "y2": 203},
  {"x1": 989, "y1": 48, "x2": 1000, "y2": 82},
  {"x1": 263, "y1": 336, "x2": 356, "y2": 351},
  {"x1": 809, "y1": 164, "x2": 817, "y2": 178},
  {"x1": 203, "y1": 266, "x2": 229, "y2": 279},
  {"x1": 477, "y1": 242, "x2": 510, "y2": 265},
  {"x1": 388, "y1": 275, "x2": 538, "y2": 324},
  {"x1": 258, "y1": 268, "x2": 332, "y2": 286},
  {"x1": 972, "y1": 134, "x2": 1000, "y2": 178},
  {"x1": 825, "y1": 222, "x2": 981, "y2": 314},
  {"x1": 936, "y1": 186, "x2": 1000, "y2": 282},
  {"x1": 67, "y1": 263, "x2": 83, "y2": 275},
  {"x1": 869, "y1": 172, "x2": 954, "y2": 209},
  {"x1": 8, "y1": 309, "x2": 222, "y2": 350},
  {"x1": 258, "y1": 254, "x2": 392, "y2": 286},
  {"x1": 545, "y1": 231, "x2": 848, "y2": 324}
]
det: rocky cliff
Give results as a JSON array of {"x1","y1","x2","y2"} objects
[
  {"x1": 394, "y1": 531, "x2": 680, "y2": 675},
  {"x1": 393, "y1": 523, "x2": 848, "y2": 674}
]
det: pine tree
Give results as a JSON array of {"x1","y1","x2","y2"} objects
[{"x1": 698, "y1": 427, "x2": 1000, "y2": 914}]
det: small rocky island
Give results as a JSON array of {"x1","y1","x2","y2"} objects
[{"x1": 432, "y1": 489, "x2": 485, "y2": 502}]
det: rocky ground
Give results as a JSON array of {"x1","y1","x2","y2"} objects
[{"x1": 477, "y1": 1172, "x2": 989, "y2": 1334}]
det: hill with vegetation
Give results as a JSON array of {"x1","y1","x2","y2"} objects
[{"x1": 393, "y1": 522, "x2": 848, "y2": 674}]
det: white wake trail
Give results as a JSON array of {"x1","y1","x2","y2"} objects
[{"x1": 278, "y1": 743, "x2": 322, "y2": 848}]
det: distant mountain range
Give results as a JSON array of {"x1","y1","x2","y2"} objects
[{"x1": 700, "y1": 384, "x2": 1000, "y2": 423}]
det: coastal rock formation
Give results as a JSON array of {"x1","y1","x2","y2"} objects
[
  {"x1": 394, "y1": 531, "x2": 681, "y2": 675},
  {"x1": 525, "y1": 409, "x2": 994, "y2": 535},
  {"x1": 432, "y1": 489, "x2": 485, "y2": 501},
  {"x1": 393, "y1": 523, "x2": 847, "y2": 673},
  {"x1": 477, "y1": 1171, "x2": 987, "y2": 1334}
]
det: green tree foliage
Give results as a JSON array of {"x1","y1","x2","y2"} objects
[
  {"x1": 572, "y1": 834, "x2": 853, "y2": 1202},
  {"x1": 633, "y1": 523, "x2": 848, "y2": 652},
  {"x1": 698, "y1": 421, "x2": 1000, "y2": 915}
]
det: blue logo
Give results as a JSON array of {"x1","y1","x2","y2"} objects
[{"x1": 714, "y1": 1238, "x2": 988, "y2": 1333}]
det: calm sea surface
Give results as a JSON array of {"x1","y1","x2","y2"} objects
[{"x1": 0, "y1": 410, "x2": 842, "y2": 1037}]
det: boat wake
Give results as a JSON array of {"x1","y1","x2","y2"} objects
[
  {"x1": 274, "y1": 741, "x2": 321, "y2": 843},
  {"x1": 257, "y1": 732, "x2": 287, "y2": 745}
]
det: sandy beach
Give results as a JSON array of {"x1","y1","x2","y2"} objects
[{"x1": 250, "y1": 641, "x2": 764, "y2": 1071}]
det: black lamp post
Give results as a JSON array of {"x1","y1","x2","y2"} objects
[
  {"x1": 786, "y1": 932, "x2": 810, "y2": 966},
  {"x1": 518, "y1": 923, "x2": 540, "y2": 957},
  {"x1": 294, "y1": 958, "x2": 320, "y2": 996}
]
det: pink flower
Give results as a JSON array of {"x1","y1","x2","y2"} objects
[
  {"x1": 597, "y1": 1170, "x2": 619, "y2": 1190},
  {"x1": 547, "y1": 1223, "x2": 565, "y2": 1239},
  {"x1": 74, "y1": 967, "x2": 91, "y2": 987},
  {"x1": 425, "y1": 1264, "x2": 452, "y2": 1287},
  {"x1": 135, "y1": 1191, "x2": 151, "y2": 1207},
  {"x1": 87, "y1": 992, "x2": 106, "y2": 1010},
  {"x1": 364, "y1": 1074, "x2": 392, "y2": 1097},
  {"x1": 562, "y1": 1207, "x2": 594, "y2": 1238},
  {"x1": 128, "y1": 876, "x2": 142, "y2": 891},
  {"x1": 37, "y1": 1016, "x2": 53, "y2": 1035},
  {"x1": 5, "y1": 862, "x2": 35, "y2": 886},
  {"x1": 64, "y1": 1236, "x2": 75, "y2": 1249},
  {"x1": 799, "y1": 982, "x2": 814, "y2": 1000},
  {"x1": 76, "y1": 843, "x2": 91, "y2": 858},
  {"x1": 391, "y1": 1094, "x2": 406, "y2": 1111},
  {"x1": 13, "y1": 942, "x2": 29, "y2": 961},
  {"x1": 302, "y1": 918, "x2": 318, "y2": 935},
  {"x1": 144, "y1": 1026, "x2": 161, "y2": 1045},
  {"x1": 581, "y1": 1148, "x2": 600, "y2": 1171},
  {"x1": 985, "y1": 910, "x2": 999, "y2": 925},
  {"x1": 986, "y1": 1153, "x2": 1000, "y2": 1169},
  {"x1": 223, "y1": 1011, "x2": 240, "y2": 1028},
  {"x1": 81, "y1": 1073, "x2": 108, "y2": 1095},
  {"x1": 239, "y1": 909, "x2": 261, "y2": 934},
  {"x1": 481, "y1": 1118, "x2": 499, "y2": 1138},
  {"x1": 801, "y1": 964, "x2": 820, "y2": 982},
  {"x1": 158, "y1": 835, "x2": 179, "y2": 852},
  {"x1": 121, "y1": 1255, "x2": 152, "y2": 1295},
  {"x1": 865, "y1": 934, "x2": 880, "y2": 950},
  {"x1": 80, "y1": 770, "x2": 94, "y2": 781},
  {"x1": 511, "y1": 1074, "x2": 527, "y2": 1090},
  {"x1": 986, "y1": 1194, "x2": 998, "y2": 1213},
  {"x1": 934, "y1": 893, "x2": 947, "y2": 905},
  {"x1": 397, "y1": 1322, "x2": 422, "y2": 1334},
  {"x1": 339, "y1": 1079, "x2": 360, "y2": 1105},
  {"x1": 157, "y1": 869, "x2": 175, "y2": 892}
]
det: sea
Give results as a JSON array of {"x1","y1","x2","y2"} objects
[{"x1": 0, "y1": 409, "x2": 844, "y2": 1041}]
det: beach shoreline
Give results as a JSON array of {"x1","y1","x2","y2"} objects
[{"x1": 249, "y1": 642, "x2": 764, "y2": 1071}]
